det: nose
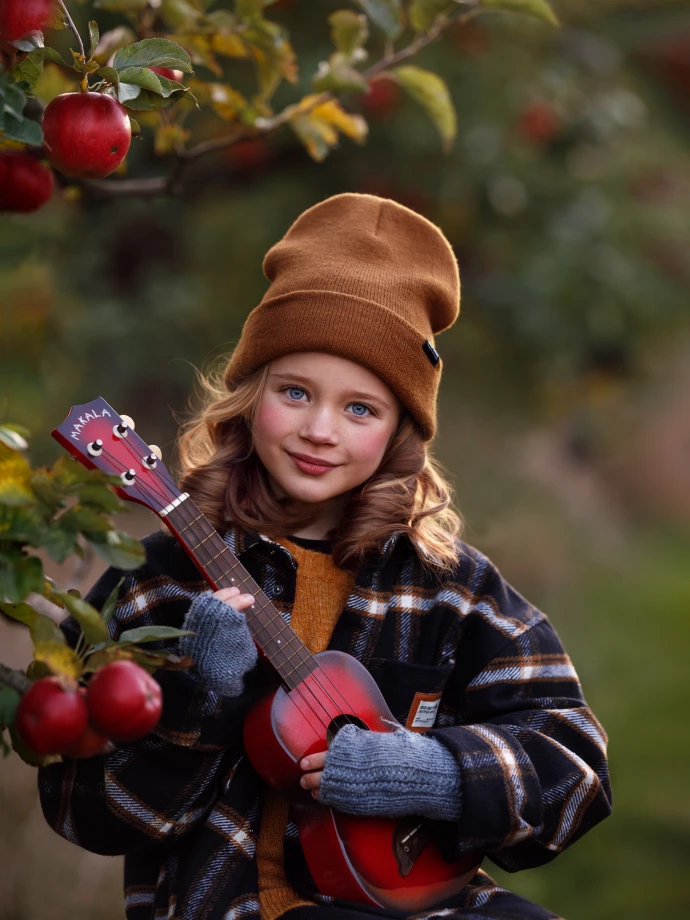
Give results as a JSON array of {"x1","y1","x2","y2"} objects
[{"x1": 299, "y1": 405, "x2": 339, "y2": 445}]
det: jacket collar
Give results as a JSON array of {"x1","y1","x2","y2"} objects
[{"x1": 222, "y1": 521, "x2": 426, "y2": 569}]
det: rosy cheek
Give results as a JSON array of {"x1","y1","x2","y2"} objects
[
  {"x1": 255, "y1": 402, "x2": 289, "y2": 443},
  {"x1": 348, "y1": 428, "x2": 390, "y2": 467}
]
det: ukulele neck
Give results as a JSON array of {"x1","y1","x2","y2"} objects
[{"x1": 166, "y1": 497, "x2": 316, "y2": 690}]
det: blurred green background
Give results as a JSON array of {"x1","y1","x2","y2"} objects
[{"x1": 1, "y1": 1, "x2": 690, "y2": 918}]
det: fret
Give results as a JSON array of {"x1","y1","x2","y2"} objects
[
  {"x1": 176, "y1": 512, "x2": 205, "y2": 535},
  {"x1": 191, "y1": 531, "x2": 216, "y2": 552}
]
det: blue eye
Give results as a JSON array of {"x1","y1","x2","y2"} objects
[
  {"x1": 349, "y1": 403, "x2": 371, "y2": 417},
  {"x1": 286, "y1": 387, "x2": 306, "y2": 401}
]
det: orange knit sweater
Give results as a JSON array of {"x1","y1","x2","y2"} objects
[{"x1": 257, "y1": 537, "x2": 356, "y2": 920}]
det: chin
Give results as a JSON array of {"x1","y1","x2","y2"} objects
[{"x1": 274, "y1": 473, "x2": 340, "y2": 505}]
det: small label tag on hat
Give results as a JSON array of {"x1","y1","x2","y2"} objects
[
  {"x1": 422, "y1": 340, "x2": 440, "y2": 366},
  {"x1": 406, "y1": 691, "x2": 442, "y2": 732}
]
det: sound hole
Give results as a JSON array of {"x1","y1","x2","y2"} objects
[{"x1": 327, "y1": 714, "x2": 367, "y2": 745}]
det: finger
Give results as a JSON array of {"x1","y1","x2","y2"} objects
[
  {"x1": 214, "y1": 589, "x2": 255, "y2": 611},
  {"x1": 300, "y1": 770, "x2": 322, "y2": 791},
  {"x1": 213, "y1": 587, "x2": 241, "y2": 601},
  {"x1": 300, "y1": 751, "x2": 327, "y2": 771}
]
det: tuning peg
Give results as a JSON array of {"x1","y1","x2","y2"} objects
[
  {"x1": 120, "y1": 414, "x2": 135, "y2": 430},
  {"x1": 148, "y1": 444, "x2": 162, "y2": 460}
]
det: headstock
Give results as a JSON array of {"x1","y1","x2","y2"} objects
[{"x1": 52, "y1": 397, "x2": 183, "y2": 518}]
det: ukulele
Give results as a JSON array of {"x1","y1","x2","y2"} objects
[{"x1": 53, "y1": 398, "x2": 481, "y2": 911}]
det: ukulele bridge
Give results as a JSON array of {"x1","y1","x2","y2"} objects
[{"x1": 393, "y1": 817, "x2": 432, "y2": 876}]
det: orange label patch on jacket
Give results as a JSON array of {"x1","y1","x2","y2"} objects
[{"x1": 405, "y1": 691, "x2": 442, "y2": 733}]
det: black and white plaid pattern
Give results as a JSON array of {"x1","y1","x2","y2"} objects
[{"x1": 38, "y1": 526, "x2": 611, "y2": 919}]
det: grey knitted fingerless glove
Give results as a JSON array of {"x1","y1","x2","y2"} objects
[
  {"x1": 319, "y1": 723, "x2": 462, "y2": 822},
  {"x1": 178, "y1": 592, "x2": 258, "y2": 697}
]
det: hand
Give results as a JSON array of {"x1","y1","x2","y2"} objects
[
  {"x1": 300, "y1": 750, "x2": 327, "y2": 799},
  {"x1": 213, "y1": 586, "x2": 255, "y2": 611}
]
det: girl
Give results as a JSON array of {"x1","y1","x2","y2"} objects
[{"x1": 38, "y1": 193, "x2": 612, "y2": 920}]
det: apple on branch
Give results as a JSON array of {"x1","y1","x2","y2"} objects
[{"x1": 42, "y1": 92, "x2": 132, "y2": 179}]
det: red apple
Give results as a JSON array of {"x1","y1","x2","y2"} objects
[
  {"x1": 360, "y1": 79, "x2": 401, "y2": 117},
  {"x1": 87, "y1": 660, "x2": 162, "y2": 743},
  {"x1": 150, "y1": 66, "x2": 184, "y2": 84},
  {"x1": 42, "y1": 92, "x2": 131, "y2": 179},
  {"x1": 62, "y1": 724, "x2": 111, "y2": 758},
  {"x1": 0, "y1": 152, "x2": 54, "y2": 212},
  {"x1": 15, "y1": 677, "x2": 89, "y2": 756},
  {"x1": 517, "y1": 101, "x2": 560, "y2": 145},
  {"x1": 0, "y1": 0, "x2": 54, "y2": 43}
]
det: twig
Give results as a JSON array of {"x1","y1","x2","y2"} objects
[
  {"x1": 0, "y1": 663, "x2": 31, "y2": 695},
  {"x1": 77, "y1": 6, "x2": 476, "y2": 199},
  {"x1": 57, "y1": 0, "x2": 85, "y2": 59}
]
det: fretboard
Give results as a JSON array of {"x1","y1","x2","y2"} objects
[{"x1": 166, "y1": 497, "x2": 316, "y2": 691}]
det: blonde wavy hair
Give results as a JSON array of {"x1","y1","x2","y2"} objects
[{"x1": 177, "y1": 358, "x2": 463, "y2": 573}]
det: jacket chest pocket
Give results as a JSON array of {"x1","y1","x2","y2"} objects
[{"x1": 367, "y1": 658, "x2": 455, "y2": 732}]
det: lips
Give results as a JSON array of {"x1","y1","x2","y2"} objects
[{"x1": 288, "y1": 452, "x2": 338, "y2": 468}]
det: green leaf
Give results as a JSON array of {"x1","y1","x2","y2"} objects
[
  {"x1": 100, "y1": 578, "x2": 123, "y2": 627},
  {"x1": 0, "y1": 602, "x2": 38, "y2": 628},
  {"x1": 90, "y1": 530, "x2": 145, "y2": 570},
  {"x1": 30, "y1": 613, "x2": 67, "y2": 647},
  {"x1": 119, "y1": 78, "x2": 188, "y2": 110},
  {"x1": 0, "y1": 113, "x2": 43, "y2": 146},
  {"x1": 75, "y1": 482, "x2": 122, "y2": 513},
  {"x1": 409, "y1": 0, "x2": 455, "y2": 32},
  {"x1": 96, "y1": 66, "x2": 120, "y2": 90},
  {"x1": 10, "y1": 51, "x2": 45, "y2": 89},
  {"x1": 94, "y1": 0, "x2": 148, "y2": 11},
  {"x1": 0, "y1": 552, "x2": 44, "y2": 603},
  {"x1": 0, "y1": 686, "x2": 20, "y2": 732},
  {"x1": 313, "y1": 58, "x2": 368, "y2": 94},
  {"x1": 59, "y1": 505, "x2": 111, "y2": 536},
  {"x1": 89, "y1": 21, "x2": 100, "y2": 59},
  {"x1": 328, "y1": 10, "x2": 369, "y2": 57},
  {"x1": 118, "y1": 625, "x2": 195, "y2": 644},
  {"x1": 41, "y1": 526, "x2": 79, "y2": 564},
  {"x1": 130, "y1": 648, "x2": 194, "y2": 672},
  {"x1": 11, "y1": 32, "x2": 45, "y2": 54},
  {"x1": 50, "y1": 591, "x2": 109, "y2": 644},
  {"x1": 113, "y1": 38, "x2": 193, "y2": 74},
  {"x1": 392, "y1": 66, "x2": 456, "y2": 151},
  {"x1": 0, "y1": 426, "x2": 29, "y2": 452},
  {"x1": 356, "y1": 0, "x2": 402, "y2": 38},
  {"x1": 480, "y1": 0, "x2": 559, "y2": 26},
  {"x1": 117, "y1": 66, "x2": 164, "y2": 94}
]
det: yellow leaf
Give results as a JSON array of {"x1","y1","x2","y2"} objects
[
  {"x1": 176, "y1": 35, "x2": 222, "y2": 77},
  {"x1": 312, "y1": 100, "x2": 368, "y2": 143},
  {"x1": 154, "y1": 124, "x2": 191, "y2": 156},
  {"x1": 33, "y1": 643, "x2": 82, "y2": 680},
  {"x1": 211, "y1": 32, "x2": 249, "y2": 58},
  {"x1": 209, "y1": 83, "x2": 248, "y2": 121},
  {"x1": 0, "y1": 444, "x2": 33, "y2": 506}
]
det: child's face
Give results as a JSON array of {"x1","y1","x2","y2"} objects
[{"x1": 252, "y1": 352, "x2": 401, "y2": 513}]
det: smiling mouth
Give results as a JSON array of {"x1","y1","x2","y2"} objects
[{"x1": 288, "y1": 452, "x2": 340, "y2": 474}]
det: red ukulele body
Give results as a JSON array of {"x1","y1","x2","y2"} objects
[
  {"x1": 244, "y1": 649, "x2": 479, "y2": 910},
  {"x1": 53, "y1": 399, "x2": 482, "y2": 912}
]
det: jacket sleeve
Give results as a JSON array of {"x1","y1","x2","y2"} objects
[
  {"x1": 37, "y1": 558, "x2": 260, "y2": 857},
  {"x1": 427, "y1": 551, "x2": 612, "y2": 872}
]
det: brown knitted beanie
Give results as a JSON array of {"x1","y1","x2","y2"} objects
[{"x1": 224, "y1": 192, "x2": 460, "y2": 440}]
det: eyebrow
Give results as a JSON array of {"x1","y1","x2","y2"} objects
[{"x1": 269, "y1": 372, "x2": 394, "y2": 408}]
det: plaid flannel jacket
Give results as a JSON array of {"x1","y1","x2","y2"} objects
[{"x1": 38, "y1": 526, "x2": 612, "y2": 920}]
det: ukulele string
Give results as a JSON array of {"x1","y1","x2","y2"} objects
[{"x1": 98, "y1": 440, "x2": 356, "y2": 736}]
